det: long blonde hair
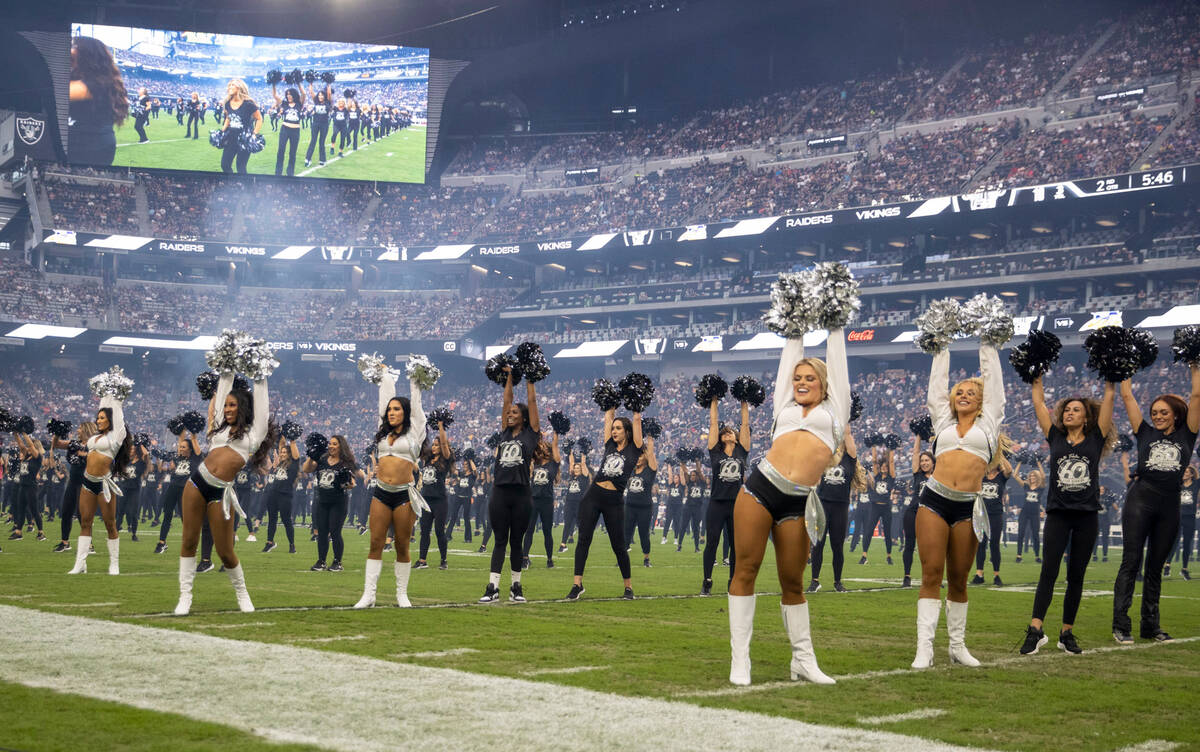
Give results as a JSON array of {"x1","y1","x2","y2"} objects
[
  {"x1": 948, "y1": 377, "x2": 1012, "y2": 470},
  {"x1": 224, "y1": 79, "x2": 251, "y2": 106},
  {"x1": 794, "y1": 357, "x2": 840, "y2": 468},
  {"x1": 830, "y1": 443, "x2": 869, "y2": 491}
]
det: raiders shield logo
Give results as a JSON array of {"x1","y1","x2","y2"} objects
[{"x1": 16, "y1": 117, "x2": 44, "y2": 146}]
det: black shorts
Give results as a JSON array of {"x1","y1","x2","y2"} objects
[
  {"x1": 373, "y1": 486, "x2": 411, "y2": 510},
  {"x1": 81, "y1": 476, "x2": 104, "y2": 495},
  {"x1": 918, "y1": 485, "x2": 974, "y2": 525},
  {"x1": 743, "y1": 466, "x2": 809, "y2": 523},
  {"x1": 188, "y1": 465, "x2": 226, "y2": 504}
]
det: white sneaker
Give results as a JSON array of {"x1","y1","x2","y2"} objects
[{"x1": 246, "y1": 534, "x2": 257, "y2": 542}]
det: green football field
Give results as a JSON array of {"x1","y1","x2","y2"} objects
[
  {"x1": 109, "y1": 115, "x2": 427, "y2": 183},
  {"x1": 0, "y1": 522, "x2": 1197, "y2": 751}
]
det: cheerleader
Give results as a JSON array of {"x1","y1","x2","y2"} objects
[
  {"x1": 447, "y1": 456, "x2": 477, "y2": 544},
  {"x1": 302, "y1": 436, "x2": 361, "y2": 572},
  {"x1": 176, "y1": 96, "x2": 185, "y2": 127},
  {"x1": 218, "y1": 79, "x2": 262, "y2": 175},
  {"x1": 559, "y1": 452, "x2": 589, "y2": 551},
  {"x1": 1171, "y1": 466, "x2": 1198, "y2": 578},
  {"x1": 116, "y1": 442, "x2": 148, "y2": 541},
  {"x1": 903, "y1": 444, "x2": 934, "y2": 588},
  {"x1": 68, "y1": 36, "x2": 128, "y2": 166},
  {"x1": 50, "y1": 425, "x2": 92, "y2": 551},
  {"x1": 972, "y1": 457, "x2": 1012, "y2": 586},
  {"x1": 623, "y1": 436, "x2": 658, "y2": 570},
  {"x1": 415, "y1": 423, "x2": 451, "y2": 570},
  {"x1": 1112, "y1": 366, "x2": 1200, "y2": 643},
  {"x1": 185, "y1": 93, "x2": 201, "y2": 139},
  {"x1": 331, "y1": 98, "x2": 349, "y2": 157},
  {"x1": 347, "y1": 99, "x2": 361, "y2": 151},
  {"x1": 565, "y1": 407, "x2": 644, "y2": 601},
  {"x1": 1013, "y1": 464, "x2": 1045, "y2": 563},
  {"x1": 154, "y1": 433, "x2": 202, "y2": 554},
  {"x1": 271, "y1": 82, "x2": 305, "y2": 177},
  {"x1": 478, "y1": 368, "x2": 542, "y2": 603},
  {"x1": 353, "y1": 367, "x2": 428, "y2": 609},
  {"x1": 1019, "y1": 376, "x2": 1115, "y2": 654},
  {"x1": 702, "y1": 399, "x2": 750, "y2": 595},
  {"x1": 859, "y1": 445, "x2": 895, "y2": 565},
  {"x1": 523, "y1": 434, "x2": 562, "y2": 568},
  {"x1": 475, "y1": 466, "x2": 493, "y2": 553},
  {"x1": 174, "y1": 371, "x2": 275, "y2": 615},
  {"x1": 132, "y1": 87, "x2": 151, "y2": 142},
  {"x1": 912, "y1": 335, "x2": 1007, "y2": 669},
  {"x1": 11, "y1": 430, "x2": 45, "y2": 541},
  {"x1": 678, "y1": 465, "x2": 705, "y2": 553},
  {"x1": 67, "y1": 391, "x2": 133, "y2": 575},
  {"x1": 808, "y1": 433, "x2": 862, "y2": 593},
  {"x1": 659, "y1": 463, "x2": 683, "y2": 546}
]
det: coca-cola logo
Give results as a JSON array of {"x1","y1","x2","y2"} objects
[{"x1": 847, "y1": 329, "x2": 875, "y2": 342}]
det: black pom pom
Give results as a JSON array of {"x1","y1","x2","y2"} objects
[
  {"x1": 197, "y1": 371, "x2": 219, "y2": 400},
  {"x1": 864, "y1": 431, "x2": 884, "y2": 448},
  {"x1": 46, "y1": 418, "x2": 72, "y2": 439},
  {"x1": 485, "y1": 433, "x2": 502, "y2": 450},
  {"x1": 321, "y1": 71, "x2": 336, "y2": 84},
  {"x1": 304, "y1": 69, "x2": 316, "y2": 83},
  {"x1": 232, "y1": 375, "x2": 252, "y2": 393},
  {"x1": 134, "y1": 432, "x2": 151, "y2": 448},
  {"x1": 304, "y1": 432, "x2": 329, "y2": 462},
  {"x1": 485, "y1": 354, "x2": 522, "y2": 386},
  {"x1": 909, "y1": 415, "x2": 934, "y2": 441},
  {"x1": 575, "y1": 437, "x2": 593, "y2": 456},
  {"x1": 282, "y1": 421, "x2": 303, "y2": 441},
  {"x1": 0, "y1": 407, "x2": 12, "y2": 432},
  {"x1": 429, "y1": 407, "x2": 454, "y2": 428},
  {"x1": 1171, "y1": 325, "x2": 1200, "y2": 366},
  {"x1": 849, "y1": 392, "x2": 864, "y2": 423},
  {"x1": 618, "y1": 372, "x2": 655, "y2": 413},
  {"x1": 592, "y1": 379, "x2": 622, "y2": 411},
  {"x1": 884, "y1": 433, "x2": 902, "y2": 450},
  {"x1": 462, "y1": 447, "x2": 476, "y2": 463},
  {"x1": 730, "y1": 376, "x2": 766, "y2": 407},
  {"x1": 641, "y1": 417, "x2": 662, "y2": 439},
  {"x1": 182, "y1": 411, "x2": 206, "y2": 435},
  {"x1": 548, "y1": 411, "x2": 571, "y2": 435},
  {"x1": 1084, "y1": 327, "x2": 1145, "y2": 383},
  {"x1": 694, "y1": 374, "x2": 728, "y2": 407},
  {"x1": 1117, "y1": 434, "x2": 1134, "y2": 453},
  {"x1": 343, "y1": 89, "x2": 356, "y2": 100},
  {"x1": 514, "y1": 341, "x2": 550, "y2": 383},
  {"x1": 562, "y1": 439, "x2": 575, "y2": 456},
  {"x1": 1009, "y1": 329, "x2": 1062, "y2": 384},
  {"x1": 167, "y1": 415, "x2": 185, "y2": 436},
  {"x1": 16, "y1": 415, "x2": 34, "y2": 435},
  {"x1": 1130, "y1": 329, "x2": 1158, "y2": 371},
  {"x1": 675, "y1": 446, "x2": 690, "y2": 463},
  {"x1": 288, "y1": 69, "x2": 302, "y2": 86},
  {"x1": 266, "y1": 69, "x2": 282, "y2": 85}
]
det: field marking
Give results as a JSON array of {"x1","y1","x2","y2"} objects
[
  {"x1": 857, "y1": 708, "x2": 947, "y2": 725},
  {"x1": 288, "y1": 634, "x2": 367, "y2": 644},
  {"x1": 294, "y1": 127, "x2": 424, "y2": 178},
  {"x1": 391, "y1": 648, "x2": 479, "y2": 659},
  {"x1": 39, "y1": 602, "x2": 120, "y2": 608},
  {"x1": 0, "y1": 605, "x2": 996, "y2": 752},
  {"x1": 116, "y1": 138, "x2": 194, "y2": 148},
  {"x1": 675, "y1": 636, "x2": 1200, "y2": 698},
  {"x1": 1115, "y1": 742, "x2": 1182, "y2": 752},
  {"x1": 521, "y1": 665, "x2": 608, "y2": 677},
  {"x1": 194, "y1": 621, "x2": 275, "y2": 630}
]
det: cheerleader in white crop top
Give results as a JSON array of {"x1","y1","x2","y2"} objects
[
  {"x1": 911, "y1": 341, "x2": 1006, "y2": 671},
  {"x1": 726, "y1": 328, "x2": 849, "y2": 687},
  {"x1": 67, "y1": 394, "x2": 133, "y2": 576},
  {"x1": 354, "y1": 368, "x2": 428, "y2": 609},
  {"x1": 174, "y1": 372, "x2": 276, "y2": 616}
]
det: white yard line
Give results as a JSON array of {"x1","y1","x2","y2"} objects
[
  {"x1": 39, "y1": 601, "x2": 120, "y2": 608},
  {"x1": 0, "y1": 604, "x2": 996, "y2": 752},
  {"x1": 857, "y1": 708, "x2": 947, "y2": 726},
  {"x1": 1114, "y1": 742, "x2": 1183, "y2": 752},
  {"x1": 288, "y1": 634, "x2": 367, "y2": 644},
  {"x1": 391, "y1": 647, "x2": 480, "y2": 659},
  {"x1": 520, "y1": 665, "x2": 608, "y2": 677},
  {"x1": 195, "y1": 621, "x2": 275, "y2": 630},
  {"x1": 116, "y1": 138, "x2": 194, "y2": 147}
]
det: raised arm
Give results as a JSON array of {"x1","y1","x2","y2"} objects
[
  {"x1": 212, "y1": 372, "x2": 234, "y2": 432},
  {"x1": 644, "y1": 436, "x2": 657, "y2": 471},
  {"x1": 632, "y1": 412, "x2": 643, "y2": 450},
  {"x1": 887, "y1": 448, "x2": 896, "y2": 477},
  {"x1": 1120, "y1": 452, "x2": 1131, "y2": 484},
  {"x1": 927, "y1": 348, "x2": 952, "y2": 431},
  {"x1": 1031, "y1": 375, "x2": 1052, "y2": 437},
  {"x1": 271, "y1": 82, "x2": 282, "y2": 106},
  {"x1": 979, "y1": 342, "x2": 1005, "y2": 430},
  {"x1": 550, "y1": 433, "x2": 561, "y2": 463},
  {"x1": 1120, "y1": 379, "x2": 1142, "y2": 434},
  {"x1": 248, "y1": 379, "x2": 270, "y2": 449},
  {"x1": 408, "y1": 369, "x2": 426, "y2": 442},
  {"x1": 773, "y1": 337, "x2": 805, "y2": 417},
  {"x1": 708, "y1": 398, "x2": 720, "y2": 450},
  {"x1": 187, "y1": 431, "x2": 202, "y2": 457},
  {"x1": 101, "y1": 393, "x2": 127, "y2": 449},
  {"x1": 500, "y1": 369, "x2": 514, "y2": 433},
  {"x1": 825, "y1": 328, "x2": 850, "y2": 432},
  {"x1": 738, "y1": 400, "x2": 751, "y2": 451},
  {"x1": 602, "y1": 408, "x2": 615, "y2": 449},
  {"x1": 1188, "y1": 365, "x2": 1200, "y2": 434},
  {"x1": 844, "y1": 431, "x2": 857, "y2": 460},
  {"x1": 1099, "y1": 381, "x2": 1116, "y2": 439},
  {"x1": 910, "y1": 435, "x2": 921, "y2": 473},
  {"x1": 436, "y1": 420, "x2": 449, "y2": 460},
  {"x1": 526, "y1": 380, "x2": 541, "y2": 434}
]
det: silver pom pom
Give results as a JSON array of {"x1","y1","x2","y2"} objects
[
  {"x1": 205, "y1": 328, "x2": 244, "y2": 375},
  {"x1": 807, "y1": 261, "x2": 861, "y2": 330},
  {"x1": 88, "y1": 366, "x2": 134, "y2": 401},
  {"x1": 235, "y1": 337, "x2": 279, "y2": 381},
  {"x1": 914, "y1": 298, "x2": 964, "y2": 354},
  {"x1": 961, "y1": 293, "x2": 1014, "y2": 347},
  {"x1": 763, "y1": 272, "x2": 811, "y2": 338},
  {"x1": 407, "y1": 354, "x2": 441, "y2": 391},
  {"x1": 357, "y1": 352, "x2": 389, "y2": 385}
]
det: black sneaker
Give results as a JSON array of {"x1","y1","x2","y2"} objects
[
  {"x1": 886, "y1": 555, "x2": 893, "y2": 565},
  {"x1": 288, "y1": 545, "x2": 297, "y2": 554},
  {"x1": 833, "y1": 581, "x2": 848, "y2": 593},
  {"x1": 522, "y1": 557, "x2": 531, "y2": 569},
  {"x1": 477, "y1": 545, "x2": 487, "y2": 553},
  {"x1": 546, "y1": 559, "x2": 555, "y2": 568},
  {"x1": 806, "y1": 579, "x2": 821, "y2": 593},
  {"x1": 262, "y1": 541, "x2": 277, "y2": 553},
  {"x1": 701, "y1": 579, "x2": 713, "y2": 596},
  {"x1": 1163, "y1": 564, "x2": 1171, "y2": 577},
  {"x1": 993, "y1": 575, "x2": 1004, "y2": 587},
  {"x1": 1142, "y1": 629, "x2": 1174, "y2": 642},
  {"x1": 509, "y1": 582, "x2": 526, "y2": 603},
  {"x1": 1015, "y1": 555, "x2": 1022, "y2": 564},
  {"x1": 566, "y1": 584, "x2": 585, "y2": 601},
  {"x1": 478, "y1": 583, "x2": 499, "y2": 603},
  {"x1": 53, "y1": 542, "x2": 69, "y2": 553},
  {"x1": 154, "y1": 542, "x2": 167, "y2": 554},
  {"x1": 1183, "y1": 569, "x2": 1192, "y2": 581},
  {"x1": 1057, "y1": 629, "x2": 1082, "y2": 654},
  {"x1": 413, "y1": 561, "x2": 429, "y2": 570},
  {"x1": 1113, "y1": 629, "x2": 1134, "y2": 645},
  {"x1": 722, "y1": 557, "x2": 729, "y2": 566},
  {"x1": 329, "y1": 560, "x2": 344, "y2": 572},
  {"x1": 439, "y1": 560, "x2": 448, "y2": 570},
  {"x1": 36, "y1": 533, "x2": 47, "y2": 542},
  {"x1": 858, "y1": 555, "x2": 868, "y2": 565},
  {"x1": 901, "y1": 575, "x2": 912, "y2": 588},
  {"x1": 971, "y1": 574, "x2": 985, "y2": 585},
  {"x1": 310, "y1": 561, "x2": 327, "y2": 571},
  {"x1": 196, "y1": 560, "x2": 214, "y2": 573},
  {"x1": 558, "y1": 544, "x2": 568, "y2": 553},
  {"x1": 7, "y1": 532, "x2": 21, "y2": 540},
  {"x1": 1020, "y1": 625, "x2": 1048, "y2": 655},
  {"x1": 383, "y1": 543, "x2": 393, "y2": 552},
  {"x1": 1035, "y1": 557, "x2": 1042, "y2": 564},
  {"x1": 623, "y1": 587, "x2": 634, "y2": 600},
  {"x1": 130, "y1": 534, "x2": 138, "y2": 542},
  {"x1": 643, "y1": 558, "x2": 651, "y2": 568},
  {"x1": 1102, "y1": 556, "x2": 1108, "y2": 563}
]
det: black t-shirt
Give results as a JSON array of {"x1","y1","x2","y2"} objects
[
  {"x1": 18, "y1": 455, "x2": 42, "y2": 486},
  {"x1": 332, "y1": 107, "x2": 347, "y2": 125},
  {"x1": 564, "y1": 473, "x2": 586, "y2": 501},
  {"x1": 314, "y1": 458, "x2": 353, "y2": 503},
  {"x1": 270, "y1": 460, "x2": 300, "y2": 495},
  {"x1": 224, "y1": 99, "x2": 258, "y2": 131},
  {"x1": 137, "y1": 95, "x2": 151, "y2": 118},
  {"x1": 685, "y1": 480, "x2": 706, "y2": 506},
  {"x1": 313, "y1": 102, "x2": 330, "y2": 123},
  {"x1": 709, "y1": 445, "x2": 749, "y2": 501},
  {"x1": 870, "y1": 473, "x2": 894, "y2": 505},
  {"x1": 169, "y1": 454, "x2": 203, "y2": 487},
  {"x1": 493, "y1": 426, "x2": 539, "y2": 487},
  {"x1": 666, "y1": 482, "x2": 683, "y2": 505},
  {"x1": 911, "y1": 470, "x2": 929, "y2": 506},
  {"x1": 1181, "y1": 479, "x2": 1199, "y2": 510},
  {"x1": 419, "y1": 460, "x2": 449, "y2": 499},
  {"x1": 1045, "y1": 425, "x2": 1104, "y2": 513},
  {"x1": 531, "y1": 460, "x2": 560, "y2": 502},
  {"x1": 1020, "y1": 485, "x2": 1044, "y2": 508},
  {"x1": 281, "y1": 100, "x2": 302, "y2": 125},
  {"x1": 979, "y1": 472, "x2": 1008, "y2": 515},
  {"x1": 235, "y1": 469, "x2": 252, "y2": 491},
  {"x1": 818, "y1": 452, "x2": 857, "y2": 504},
  {"x1": 1135, "y1": 422, "x2": 1199, "y2": 494},
  {"x1": 625, "y1": 467, "x2": 657, "y2": 506},
  {"x1": 595, "y1": 439, "x2": 642, "y2": 492},
  {"x1": 455, "y1": 472, "x2": 475, "y2": 497}
]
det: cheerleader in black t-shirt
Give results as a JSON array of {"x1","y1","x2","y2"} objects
[
  {"x1": 415, "y1": 422, "x2": 452, "y2": 570},
  {"x1": 860, "y1": 445, "x2": 896, "y2": 565},
  {"x1": 1112, "y1": 366, "x2": 1200, "y2": 643},
  {"x1": 11, "y1": 430, "x2": 45, "y2": 541},
  {"x1": 702, "y1": 398, "x2": 750, "y2": 595},
  {"x1": 566, "y1": 408, "x2": 644, "y2": 601},
  {"x1": 305, "y1": 83, "x2": 332, "y2": 167},
  {"x1": 1018, "y1": 376, "x2": 1115, "y2": 654},
  {"x1": 263, "y1": 436, "x2": 300, "y2": 553},
  {"x1": 131, "y1": 88, "x2": 151, "y2": 142},
  {"x1": 1169, "y1": 466, "x2": 1198, "y2": 578},
  {"x1": 271, "y1": 82, "x2": 306, "y2": 177},
  {"x1": 660, "y1": 464, "x2": 684, "y2": 546},
  {"x1": 218, "y1": 79, "x2": 263, "y2": 175},
  {"x1": 902, "y1": 443, "x2": 934, "y2": 588},
  {"x1": 972, "y1": 457, "x2": 1013, "y2": 586},
  {"x1": 809, "y1": 432, "x2": 864, "y2": 593},
  {"x1": 523, "y1": 433, "x2": 562, "y2": 568},
  {"x1": 301, "y1": 436, "x2": 361, "y2": 572},
  {"x1": 347, "y1": 100, "x2": 361, "y2": 151},
  {"x1": 52, "y1": 423, "x2": 95, "y2": 552},
  {"x1": 69, "y1": 37, "x2": 129, "y2": 166},
  {"x1": 678, "y1": 466, "x2": 706, "y2": 553},
  {"x1": 559, "y1": 453, "x2": 590, "y2": 551},
  {"x1": 447, "y1": 457, "x2": 477, "y2": 543},
  {"x1": 622, "y1": 436, "x2": 658, "y2": 570}
]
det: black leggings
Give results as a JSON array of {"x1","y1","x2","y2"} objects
[
  {"x1": 862, "y1": 504, "x2": 892, "y2": 554},
  {"x1": 678, "y1": 503, "x2": 702, "y2": 550},
  {"x1": 661, "y1": 503, "x2": 681, "y2": 540},
  {"x1": 1032, "y1": 509, "x2": 1098, "y2": 625},
  {"x1": 702, "y1": 498, "x2": 735, "y2": 580},
  {"x1": 221, "y1": 139, "x2": 250, "y2": 174},
  {"x1": 448, "y1": 496, "x2": 473, "y2": 542},
  {"x1": 850, "y1": 502, "x2": 870, "y2": 550},
  {"x1": 15, "y1": 484, "x2": 42, "y2": 532},
  {"x1": 574, "y1": 485, "x2": 631, "y2": 579},
  {"x1": 1094, "y1": 513, "x2": 1110, "y2": 558},
  {"x1": 624, "y1": 504, "x2": 654, "y2": 558},
  {"x1": 1114, "y1": 481, "x2": 1180, "y2": 635},
  {"x1": 488, "y1": 485, "x2": 531, "y2": 574},
  {"x1": 975, "y1": 511, "x2": 1003, "y2": 571},
  {"x1": 275, "y1": 127, "x2": 300, "y2": 176},
  {"x1": 1169, "y1": 512, "x2": 1195, "y2": 568},
  {"x1": 902, "y1": 503, "x2": 918, "y2": 576},
  {"x1": 119, "y1": 486, "x2": 139, "y2": 534},
  {"x1": 313, "y1": 498, "x2": 348, "y2": 563},
  {"x1": 810, "y1": 501, "x2": 849, "y2": 582},
  {"x1": 186, "y1": 112, "x2": 200, "y2": 138},
  {"x1": 158, "y1": 484, "x2": 184, "y2": 541},
  {"x1": 60, "y1": 479, "x2": 81, "y2": 541},
  {"x1": 523, "y1": 500, "x2": 555, "y2": 560},
  {"x1": 561, "y1": 499, "x2": 580, "y2": 543},
  {"x1": 134, "y1": 115, "x2": 148, "y2": 141},
  {"x1": 306, "y1": 120, "x2": 329, "y2": 163},
  {"x1": 1018, "y1": 503, "x2": 1041, "y2": 557},
  {"x1": 266, "y1": 492, "x2": 295, "y2": 547},
  {"x1": 418, "y1": 496, "x2": 448, "y2": 563}
]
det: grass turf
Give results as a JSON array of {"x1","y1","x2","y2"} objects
[
  {"x1": 109, "y1": 116, "x2": 426, "y2": 184},
  {"x1": 1, "y1": 523, "x2": 1197, "y2": 751}
]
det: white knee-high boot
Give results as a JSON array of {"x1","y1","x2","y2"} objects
[
  {"x1": 727, "y1": 594, "x2": 755, "y2": 686},
  {"x1": 912, "y1": 598, "x2": 941, "y2": 669},
  {"x1": 395, "y1": 560, "x2": 412, "y2": 608},
  {"x1": 68, "y1": 535, "x2": 90, "y2": 574},
  {"x1": 226, "y1": 564, "x2": 254, "y2": 612},
  {"x1": 946, "y1": 600, "x2": 980, "y2": 667},
  {"x1": 106, "y1": 537, "x2": 120, "y2": 575},
  {"x1": 782, "y1": 602, "x2": 835, "y2": 684},
  {"x1": 354, "y1": 558, "x2": 381, "y2": 609},
  {"x1": 175, "y1": 556, "x2": 196, "y2": 616}
]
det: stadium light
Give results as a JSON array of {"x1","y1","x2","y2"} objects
[
  {"x1": 1031, "y1": 223, "x2": 1053, "y2": 234},
  {"x1": 1095, "y1": 217, "x2": 1120, "y2": 227},
  {"x1": 720, "y1": 255, "x2": 740, "y2": 263},
  {"x1": 674, "y1": 260, "x2": 692, "y2": 267},
  {"x1": 842, "y1": 242, "x2": 862, "y2": 251},
  {"x1": 968, "y1": 229, "x2": 991, "y2": 239},
  {"x1": 5, "y1": 324, "x2": 86, "y2": 340}
]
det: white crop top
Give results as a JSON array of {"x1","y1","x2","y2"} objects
[
  {"x1": 86, "y1": 394, "x2": 127, "y2": 460},
  {"x1": 374, "y1": 369, "x2": 427, "y2": 465},
  {"x1": 928, "y1": 344, "x2": 1005, "y2": 464},
  {"x1": 207, "y1": 373, "x2": 270, "y2": 462},
  {"x1": 771, "y1": 328, "x2": 850, "y2": 453}
]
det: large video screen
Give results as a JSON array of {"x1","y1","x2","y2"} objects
[{"x1": 69, "y1": 24, "x2": 429, "y2": 183}]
